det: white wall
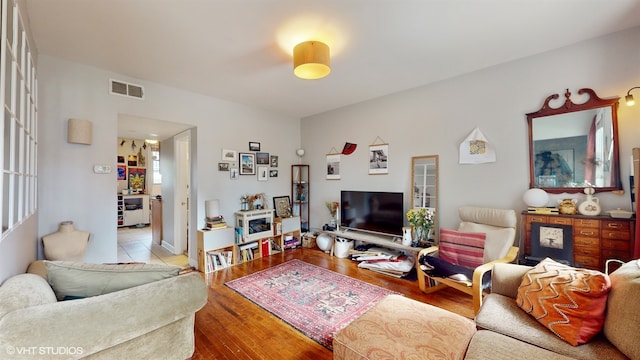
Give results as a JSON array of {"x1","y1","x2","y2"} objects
[
  {"x1": 302, "y1": 27, "x2": 640, "y2": 234},
  {"x1": 36, "y1": 56, "x2": 301, "y2": 266}
]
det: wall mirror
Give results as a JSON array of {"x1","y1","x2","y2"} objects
[
  {"x1": 411, "y1": 155, "x2": 438, "y2": 238},
  {"x1": 526, "y1": 88, "x2": 622, "y2": 193}
]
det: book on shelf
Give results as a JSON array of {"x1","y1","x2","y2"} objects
[
  {"x1": 205, "y1": 249, "x2": 234, "y2": 272},
  {"x1": 284, "y1": 237, "x2": 299, "y2": 249},
  {"x1": 261, "y1": 238, "x2": 271, "y2": 256},
  {"x1": 207, "y1": 221, "x2": 227, "y2": 229},
  {"x1": 235, "y1": 227, "x2": 244, "y2": 243}
]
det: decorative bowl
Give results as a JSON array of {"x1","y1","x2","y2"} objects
[{"x1": 608, "y1": 208, "x2": 633, "y2": 219}]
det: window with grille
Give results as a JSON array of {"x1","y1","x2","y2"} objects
[{"x1": 1, "y1": 0, "x2": 38, "y2": 235}]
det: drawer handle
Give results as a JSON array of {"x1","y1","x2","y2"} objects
[
  {"x1": 607, "y1": 223, "x2": 623, "y2": 229},
  {"x1": 579, "y1": 231, "x2": 595, "y2": 236}
]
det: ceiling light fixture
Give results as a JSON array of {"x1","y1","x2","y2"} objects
[
  {"x1": 145, "y1": 139, "x2": 158, "y2": 145},
  {"x1": 293, "y1": 41, "x2": 330, "y2": 80},
  {"x1": 625, "y1": 86, "x2": 639, "y2": 106}
]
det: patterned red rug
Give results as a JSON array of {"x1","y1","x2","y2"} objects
[{"x1": 225, "y1": 259, "x2": 397, "y2": 350}]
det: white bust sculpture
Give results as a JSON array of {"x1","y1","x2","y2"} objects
[{"x1": 42, "y1": 221, "x2": 90, "y2": 261}]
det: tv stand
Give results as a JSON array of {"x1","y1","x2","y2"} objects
[{"x1": 320, "y1": 228, "x2": 422, "y2": 255}]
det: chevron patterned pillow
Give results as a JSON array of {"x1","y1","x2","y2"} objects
[{"x1": 516, "y1": 257, "x2": 611, "y2": 346}]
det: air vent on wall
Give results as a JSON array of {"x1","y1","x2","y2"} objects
[{"x1": 110, "y1": 79, "x2": 144, "y2": 99}]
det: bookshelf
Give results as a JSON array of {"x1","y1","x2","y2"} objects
[
  {"x1": 197, "y1": 227, "x2": 235, "y2": 273},
  {"x1": 274, "y1": 216, "x2": 302, "y2": 250}
]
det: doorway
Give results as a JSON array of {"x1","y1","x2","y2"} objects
[{"x1": 117, "y1": 114, "x2": 194, "y2": 260}]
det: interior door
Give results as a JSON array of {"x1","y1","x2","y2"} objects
[{"x1": 174, "y1": 131, "x2": 190, "y2": 255}]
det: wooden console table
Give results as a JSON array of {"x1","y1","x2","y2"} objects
[{"x1": 521, "y1": 211, "x2": 635, "y2": 271}]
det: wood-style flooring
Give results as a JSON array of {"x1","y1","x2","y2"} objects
[{"x1": 192, "y1": 247, "x2": 473, "y2": 359}]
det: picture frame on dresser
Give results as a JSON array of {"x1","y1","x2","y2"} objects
[{"x1": 529, "y1": 223, "x2": 573, "y2": 265}]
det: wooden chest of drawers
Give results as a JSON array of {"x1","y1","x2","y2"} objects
[{"x1": 522, "y1": 212, "x2": 635, "y2": 271}]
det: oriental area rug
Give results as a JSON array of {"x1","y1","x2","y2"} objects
[{"x1": 225, "y1": 259, "x2": 397, "y2": 350}]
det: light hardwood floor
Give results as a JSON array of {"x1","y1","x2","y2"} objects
[{"x1": 192, "y1": 248, "x2": 474, "y2": 359}]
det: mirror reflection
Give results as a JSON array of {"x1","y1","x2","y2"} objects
[
  {"x1": 411, "y1": 155, "x2": 438, "y2": 240},
  {"x1": 527, "y1": 88, "x2": 622, "y2": 193}
]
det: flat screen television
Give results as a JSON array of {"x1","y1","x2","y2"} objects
[{"x1": 340, "y1": 190, "x2": 404, "y2": 237}]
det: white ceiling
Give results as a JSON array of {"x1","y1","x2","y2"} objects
[{"x1": 24, "y1": 0, "x2": 640, "y2": 139}]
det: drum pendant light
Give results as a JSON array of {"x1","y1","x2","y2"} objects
[{"x1": 293, "y1": 41, "x2": 331, "y2": 80}]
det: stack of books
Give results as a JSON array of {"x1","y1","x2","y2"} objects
[
  {"x1": 206, "y1": 215, "x2": 226, "y2": 229},
  {"x1": 283, "y1": 234, "x2": 299, "y2": 249}
]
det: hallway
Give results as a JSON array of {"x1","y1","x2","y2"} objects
[{"x1": 117, "y1": 225, "x2": 190, "y2": 268}]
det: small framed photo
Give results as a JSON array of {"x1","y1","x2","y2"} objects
[
  {"x1": 218, "y1": 162, "x2": 230, "y2": 171},
  {"x1": 221, "y1": 149, "x2": 237, "y2": 162},
  {"x1": 273, "y1": 196, "x2": 292, "y2": 218},
  {"x1": 117, "y1": 156, "x2": 125, "y2": 164},
  {"x1": 257, "y1": 166, "x2": 268, "y2": 181},
  {"x1": 249, "y1": 142, "x2": 261, "y2": 151},
  {"x1": 239, "y1": 153, "x2": 256, "y2": 175},
  {"x1": 269, "y1": 169, "x2": 278, "y2": 178},
  {"x1": 256, "y1": 152, "x2": 270, "y2": 165},
  {"x1": 270, "y1": 155, "x2": 278, "y2": 167},
  {"x1": 230, "y1": 168, "x2": 239, "y2": 180}
]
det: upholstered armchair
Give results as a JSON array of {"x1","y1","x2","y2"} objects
[{"x1": 417, "y1": 206, "x2": 519, "y2": 314}]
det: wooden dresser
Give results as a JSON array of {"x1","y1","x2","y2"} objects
[{"x1": 521, "y1": 211, "x2": 635, "y2": 271}]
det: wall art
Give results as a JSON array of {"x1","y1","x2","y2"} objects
[
  {"x1": 239, "y1": 153, "x2": 256, "y2": 175},
  {"x1": 221, "y1": 149, "x2": 237, "y2": 162}
]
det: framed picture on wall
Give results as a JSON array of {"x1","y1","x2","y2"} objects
[
  {"x1": 257, "y1": 166, "x2": 268, "y2": 181},
  {"x1": 369, "y1": 144, "x2": 389, "y2": 175},
  {"x1": 221, "y1": 149, "x2": 237, "y2": 162},
  {"x1": 128, "y1": 167, "x2": 146, "y2": 191},
  {"x1": 270, "y1": 155, "x2": 278, "y2": 167},
  {"x1": 326, "y1": 154, "x2": 341, "y2": 180},
  {"x1": 117, "y1": 165, "x2": 126, "y2": 180},
  {"x1": 230, "y1": 168, "x2": 239, "y2": 180},
  {"x1": 249, "y1": 142, "x2": 260, "y2": 151},
  {"x1": 117, "y1": 156, "x2": 125, "y2": 164},
  {"x1": 127, "y1": 155, "x2": 138, "y2": 167},
  {"x1": 256, "y1": 152, "x2": 269, "y2": 165},
  {"x1": 239, "y1": 153, "x2": 255, "y2": 175}
]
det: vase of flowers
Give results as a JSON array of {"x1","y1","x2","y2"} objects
[
  {"x1": 325, "y1": 201, "x2": 339, "y2": 227},
  {"x1": 406, "y1": 207, "x2": 435, "y2": 247}
]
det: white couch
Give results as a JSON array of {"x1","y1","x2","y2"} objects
[{"x1": 0, "y1": 261, "x2": 207, "y2": 359}]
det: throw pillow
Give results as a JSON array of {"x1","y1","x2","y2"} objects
[
  {"x1": 438, "y1": 228, "x2": 486, "y2": 269},
  {"x1": 44, "y1": 261, "x2": 180, "y2": 301},
  {"x1": 516, "y1": 258, "x2": 611, "y2": 346}
]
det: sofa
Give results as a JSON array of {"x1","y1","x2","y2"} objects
[
  {"x1": 0, "y1": 261, "x2": 208, "y2": 359},
  {"x1": 334, "y1": 259, "x2": 639, "y2": 359}
]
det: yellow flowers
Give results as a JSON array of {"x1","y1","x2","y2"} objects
[{"x1": 406, "y1": 208, "x2": 434, "y2": 229}]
